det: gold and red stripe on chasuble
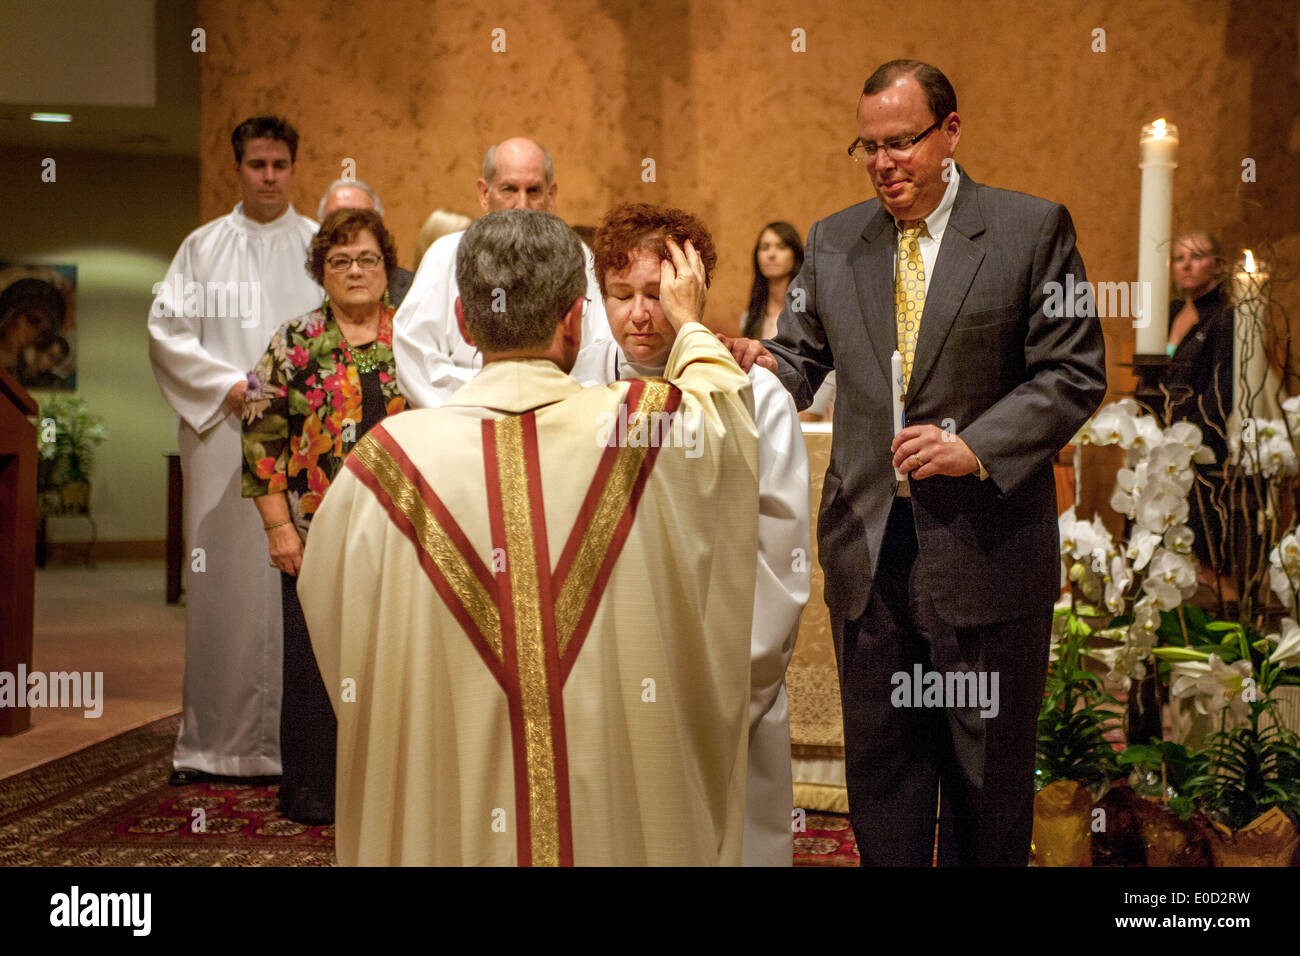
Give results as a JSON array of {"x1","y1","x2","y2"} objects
[{"x1": 344, "y1": 379, "x2": 681, "y2": 865}]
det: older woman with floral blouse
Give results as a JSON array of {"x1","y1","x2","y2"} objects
[{"x1": 242, "y1": 207, "x2": 406, "y2": 824}]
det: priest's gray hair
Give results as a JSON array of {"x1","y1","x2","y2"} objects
[
  {"x1": 482, "y1": 141, "x2": 554, "y2": 188},
  {"x1": 317, "y1": 178, "x2": 385, "y2": 219},
  {"x1": 456, "y1": 210, "x2": 585, "y2": 353}
]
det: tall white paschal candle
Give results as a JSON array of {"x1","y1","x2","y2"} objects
[
  {"x1": 1229, "y1": 251, "x2": 1281, "y2": 433},
  {"x1": 1136, "y1": 119, "x2": 1178, "y2": 355}
]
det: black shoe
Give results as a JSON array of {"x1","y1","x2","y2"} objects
[
  {"x1": 278, "y1": 796, "x2": 333, "y2": 826},
  {"x1": 168, "y1": 768, "x2": 213, "y2": 786}
]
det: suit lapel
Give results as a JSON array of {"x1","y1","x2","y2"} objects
[
  {"x1": 906, "y1": 176, "x2": 986, "y2": 401},
  {"x1": 849, "y1": 207, "x2": 900, "y2": 384}
]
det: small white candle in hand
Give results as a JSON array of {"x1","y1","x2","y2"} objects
[{"x1": 891, "y1": 350, "x2": 905, "y2": 480}]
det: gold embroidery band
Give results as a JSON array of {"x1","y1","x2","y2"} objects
[
  {"x1": 347, "y1": 428, "x2": 504, "y2": 677},
  {"x1": 552, "y1": 379, "x2": 681, "y2": 678},
  {"x1": 484, "y1": 414, "x2": 571, "y2": 867}
]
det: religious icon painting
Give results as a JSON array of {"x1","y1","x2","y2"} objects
[{"x1": 0, "y1": 263, "x2": 77, "y2": 391}]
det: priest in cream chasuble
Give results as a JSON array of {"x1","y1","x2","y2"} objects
[{"x1": 299, "y1": 212, "x2": 759, "y2": 865}]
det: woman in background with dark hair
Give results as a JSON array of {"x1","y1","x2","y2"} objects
[
  {"x1": 742, "y1": 221, "x2": 834, "y2": 421},
  {"x1": 742, "y1": 222, "x2": 803, "y2": 340}
]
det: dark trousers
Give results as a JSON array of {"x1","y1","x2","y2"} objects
[
  {"x1": 832, "y1": 498, "x2": 1051, "y2": 866},
  {"x1": 278, "y1": 571, "x2": 336, "y2": 825}
]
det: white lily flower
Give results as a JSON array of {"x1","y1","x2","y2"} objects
[
  {"x1": 1269, "y1": 533, "x2": 1300, "y2": 615},
  {"x1": 1270, "y1": 564, "x2": 1300, "y2": 617},
  {"x1": 1170, "y1": 659, "x2": 1210, "y2": 701},
  {"x1": 1170, "y1": 654, "x2": 1254, "y2": 719},
  {"x1": 1268, "y1": 617, "x2": 1300, "y2": 670},
  {"x1": 1086, "y1": 642, "x2": 1148, "y2": 692}
]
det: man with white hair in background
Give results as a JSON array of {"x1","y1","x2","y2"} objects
[
  {"x1": 317, "y1": 178, "x2": 415, "y2": 307},
  {"x1": 393, "y1": 136, "x2": 612, "y2": 407}
]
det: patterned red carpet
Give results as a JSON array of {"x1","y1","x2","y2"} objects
[
  {"x1": 1, "y1": 713, "x2": 856, "y2": 866},
  {"x1": 793, "y1": 813, "x2": 859, "y2": 865},
  {"x1": 0, "y1": 714, "x2": 332, "y2": 865}
]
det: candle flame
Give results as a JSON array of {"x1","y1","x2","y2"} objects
[
  {"x1": 1244, "y1": 249, "x2": 1256, "y2": 273},
  {"x1": 1152, "y1": 118, "x2": 1167, "y2": 135}
]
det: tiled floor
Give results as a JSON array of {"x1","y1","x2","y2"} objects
[{"x1": 0, "y1": 561, "x2": 185, "y2": 779}]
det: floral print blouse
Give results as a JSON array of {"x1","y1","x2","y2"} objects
[{"x1": 241, "y1": 304, "x2": 406, "y2": 536}]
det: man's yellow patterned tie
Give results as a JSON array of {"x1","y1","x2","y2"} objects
[{"x1": 894, "y1": 221, "x2": 927, "y2": 389}]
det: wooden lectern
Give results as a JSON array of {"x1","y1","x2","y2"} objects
[{"x1": 0, "y1": 367, "x2": 37, "y2": 735}]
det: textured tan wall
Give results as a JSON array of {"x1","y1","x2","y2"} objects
[{"x1": 196, "y1": 0, "x2": 1299, "y2": 420}]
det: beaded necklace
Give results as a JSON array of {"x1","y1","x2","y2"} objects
[{"x1": 327, "y1": 300, "x2": 390, "y2": 374}]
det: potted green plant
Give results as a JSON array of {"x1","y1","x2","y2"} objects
[
  {"x1": 35, "y1": 395, "x2": 107, "y2": 513},
  {"x1": 1033, "y1": 595, "x2": 1125, "y2": 866},
  {"x1": 1157, "y1": 612, "x2": 1300, "y2": 865}
]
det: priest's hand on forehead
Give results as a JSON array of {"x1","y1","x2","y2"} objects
[{"x1": 659, "y1": 238, "x2": 707, "y2": 331}]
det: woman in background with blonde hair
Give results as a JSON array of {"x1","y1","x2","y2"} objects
[
  {"x1": 1162, "y1": 230, "x2": 1232, "y2": 570},
  {"x1": 413, "y1": 209, "x2": 473, "y2": 267}
]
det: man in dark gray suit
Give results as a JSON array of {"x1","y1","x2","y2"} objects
[{"x1": 730, "y1": 60, "x2": 1107, "y2": 865}]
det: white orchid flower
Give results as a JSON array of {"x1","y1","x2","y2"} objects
[
  {"x1": 1273, "y1": 531, "x2": 1300, "y2": 574},
  {"x1": 1259, "y1": 424, "x2": 1299, "y2": 477},
  {"x1": 1283, "y1": 395, "x2": 1300, "y2": 437},
  {"x1": 1126, "y1": 416, "x2": 1165, "y2": 465},
  {"x1": 1233, "y1": 419, "x2": 1300, "y2": 477},
  {"x1": 1164, "y1": 421, "x2": 1217, "y2": 465},
  {"x1": 1164, "y1": 524, "x2": 1195, "y2": 554},
  {"x1": 1127, "y1": 528, "x2": 1161, "y2": 571},
  {"x1": 1059, "y1": 507, "x2": 1107, "y2": 564},
  {"x1": 1136, "y1": 487, "x2": 1189, "y2": 535},
  {"x1": 1129, "y1": 598, "x2": 1162, "y2": 650},
  {"x1": 1143, "y1": 574, "x2": 1183, "y2": 611},
  {"x1": 1148, "y1": 441, "x2": 1194, "y2": 480},
  {"x1": 1148, "y1": 548, "x2": 1198, "y2": 599},
  {"x1": 1083, "y1": 400, "x2": 1139, "y2": 447},
  {"x1": 1105, "y1": 553, "x2": 1131, "y2": 613},
  {"x1": 1111, "y1": 468, "x2": 1140, "y2": 518}
]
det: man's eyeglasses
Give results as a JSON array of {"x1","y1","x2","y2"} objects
[
  {"x1": 325, "y1": 253, "x2": 384, "y2": 273},
  {"x1": 848, "y1": 120, "x2": 942, "y2": 163}
]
